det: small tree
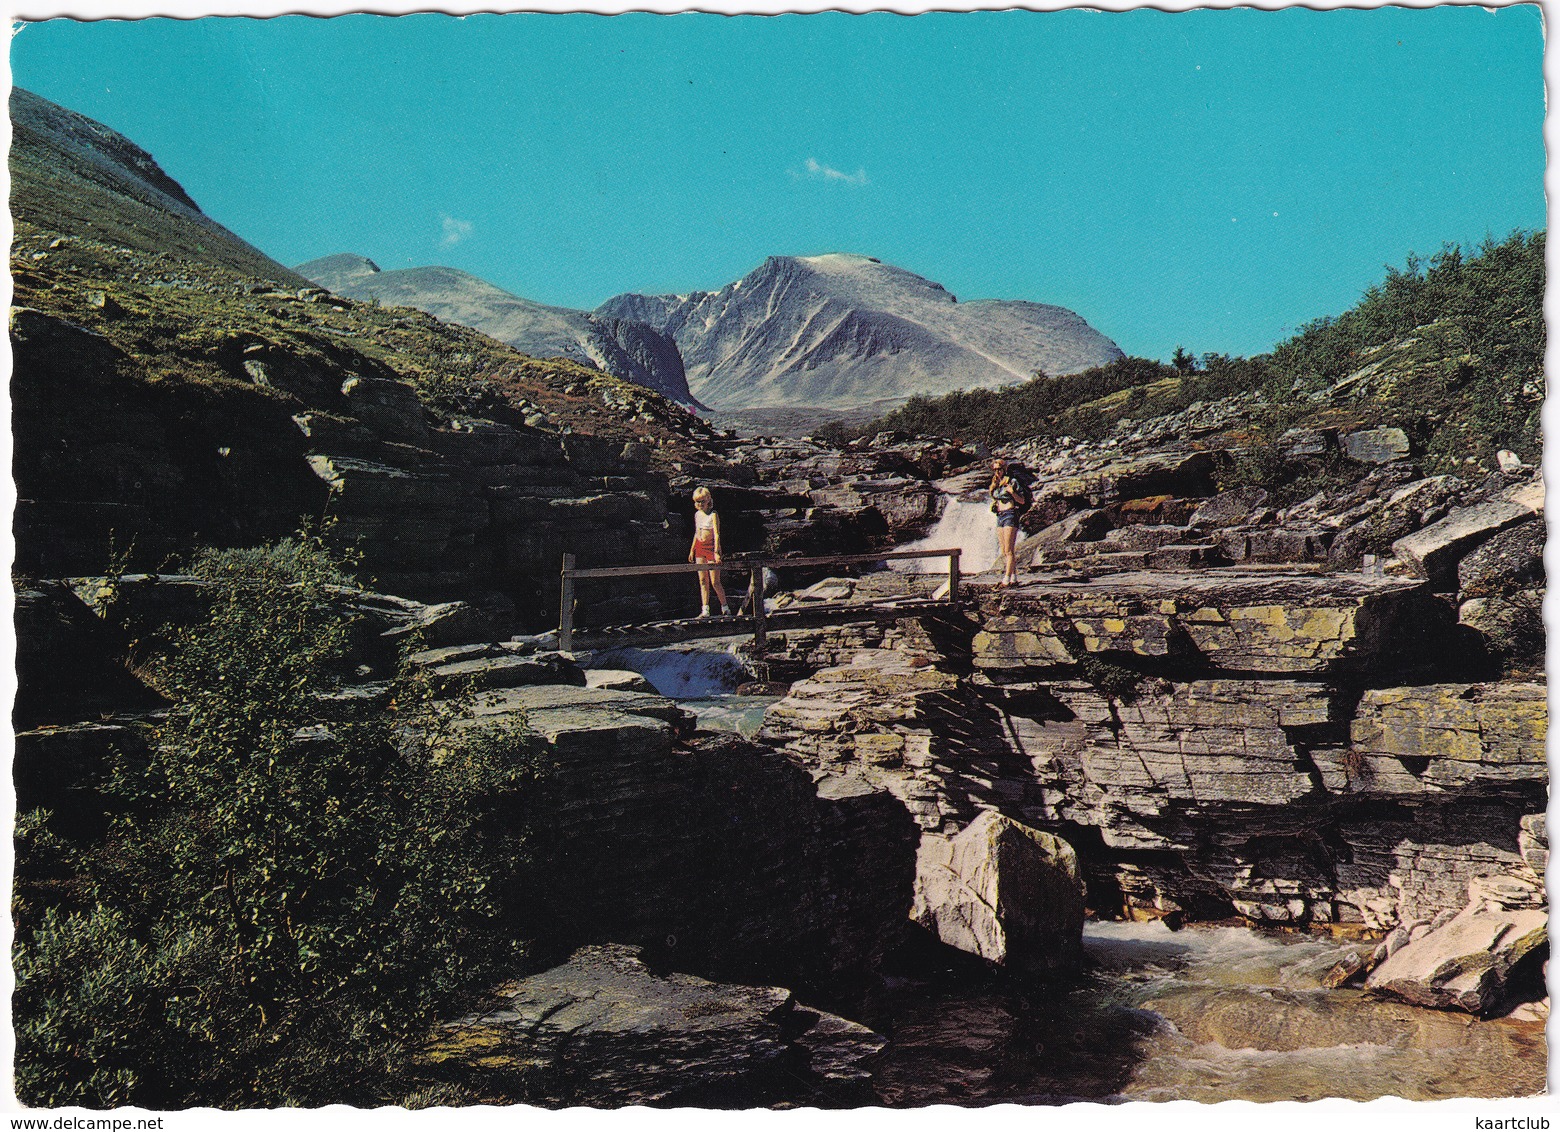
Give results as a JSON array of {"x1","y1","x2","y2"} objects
[{"x1": 15, "y1": 533, "x2": 546, "y2": 1107}]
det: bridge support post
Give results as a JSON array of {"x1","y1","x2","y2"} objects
[
  {"x1": 749, "y1": 565, "x2": 767, "y2": 654},
  {"x1": 559, "y1": 553, "x2": 576, "y2": 653},
  {"x1": 948, "y1": 549, "x2": 961, "y2": 604}
]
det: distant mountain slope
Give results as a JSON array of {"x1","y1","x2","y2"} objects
[
  {"x1": 598, "y1": 253, "x2": 1123, "y2": 411},
  {"x1": 9, "y1": 87, "x2": 308, "y2": 286},
  {"x1": 298, "y1": 255, "x2": 697, "y2": 405}
]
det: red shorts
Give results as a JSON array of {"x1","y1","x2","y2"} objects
[{"x1": 694, "y1": 539, "x2": 718, "y2": 564}]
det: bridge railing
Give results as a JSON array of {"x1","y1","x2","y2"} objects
[{"x1": 559, "y1": 547, "x2": 962, "y2": 653}]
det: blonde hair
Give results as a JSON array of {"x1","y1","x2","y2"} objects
[{"x1": 692, "y1": 486, "x2": 714, "y2": 504}]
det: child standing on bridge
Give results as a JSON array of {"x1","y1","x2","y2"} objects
[{"x1": 689, "y1": 485, "x2": 731, "y2": 617}]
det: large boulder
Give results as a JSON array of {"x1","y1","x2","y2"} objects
[
  {"x1": 1189, "y1": 486, "x2": 1269, "y2": 528},
  {"x1": 1459, "y1": 591, "x2": 1544, "y2": 661},
  {"x1": 1340, "y1": 426, "x2": 1410, "y2": 464},
  {"x1": 911, "y1": 810, "x2": 1085, "y2": 973},
  {"x1": 1392, "y1": 485, "x2": 1543, "y2": 587},
  {"x1": 1457, "y1": 518, "x2": 1545, "y2": 598},
  {"x1": 1018, "y1": 507, "x2": 1111, "y2": 565}
]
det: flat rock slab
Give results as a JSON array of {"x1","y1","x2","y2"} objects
[
  {"x1": 469, "y1": 684, "x2": 694, "y2": 738},
  {"x1": 423, "y1": 943, "x2": 884, "y2": 1105},
  {"x1": 972, "y1": 569, "x2": 1436, "y2": 675},
  {"x1": 1079, "y1": 679, "x2": 1333, "y2": 807},
  {"x1": 584, "y1": 669, "x2": 657, "y2": 693},
  {"x1": 1367, "y1": 905, "x2": 1547, "y2": 1015},
  {"x1": 427, "y1": 652, "x2": 584, "y2": 692},
  {"x1": 1038, "y1": 450, "x2": 1221, "y2": 503}
]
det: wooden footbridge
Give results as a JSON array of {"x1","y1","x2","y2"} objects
[{"x1": 558, "y1": 548, "x2": 963, "y2": 653}]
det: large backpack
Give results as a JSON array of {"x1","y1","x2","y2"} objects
[{"x1": 1007, "y1": 465, "x2": 1034, "y2": 509}]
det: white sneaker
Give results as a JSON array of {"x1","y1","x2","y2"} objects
[
  {"x1": 698, "y1": 607, "x2": 711, "y2": 618},
  {"x1": 720, "y1": 605, "x2": 732, "y2": 616}
]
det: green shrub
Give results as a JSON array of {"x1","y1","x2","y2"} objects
[
  {"x1": 15, "y1": 533, "x2": 547, "y2": 1108},
  {"x1": 871, "y1": 357, "x2": 1181, "y2": 446},
  {"x1": 1269, "y1": 231, "x2": 1544, "y2": 391},
  {"x1": 1214, "y1": 443, "x2": 1357, "y2": 507},
  {"x1": 1077, "y1": 656, "x2": 1144, "y2": 703}
]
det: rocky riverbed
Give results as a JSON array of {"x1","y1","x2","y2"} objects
[{"x1": 13, "y1": 244, "x2": 1548, "y2": 1106}]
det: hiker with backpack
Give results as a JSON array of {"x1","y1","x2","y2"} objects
[{"x1": 989, "y1": 458, "x2": 1031, "y2": 587}]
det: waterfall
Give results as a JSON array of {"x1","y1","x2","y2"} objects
[{"x1": 897, "y1": 496, "x2": 1000, "y2": 575}]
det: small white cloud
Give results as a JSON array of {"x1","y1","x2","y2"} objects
[
  {"x1": 799, "y1": 157, "x2": 869, "y2": 186},
  {"x1": 440, "y1": 214, "x2": 473, "y2": 247}
]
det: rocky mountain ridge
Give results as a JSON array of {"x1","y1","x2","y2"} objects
[
  {"x1": 10, "y1": 106, "x2": 723, "y2": 618},
  {"x1": 10, "y1": 87, "x2": 308, "y2": 286},
  {"x1": 298, "y1": 253, "x2": 698, "y2": 406},
  {"x1": 600, "y1": 253, "x2": 1124, "y2": 411}
]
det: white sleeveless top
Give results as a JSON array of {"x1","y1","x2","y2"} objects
[{"x1": 694, "y1": 509, "x2": 716, "y2": 540}]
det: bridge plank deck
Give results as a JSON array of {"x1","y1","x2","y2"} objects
[{"x1": 565, "y1": 597, "x2": 957, "y2": 651}]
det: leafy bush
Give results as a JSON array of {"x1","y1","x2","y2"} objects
[
  {"x1": 869, "y1": 356, "x2": 1181, "y2": 446},
  {"x1": 14, "y1": 533, "x2": 547, "y2": 1108},
  {"x1": 1269, "y1": 231, "x2": 1545, "y2": 392},
  {"x1": 1214, "y1": 444, "x2": 1357, "y2": 507}
]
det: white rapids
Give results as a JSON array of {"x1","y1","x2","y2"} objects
[
  {"x1": 897, "y1": 495, "x2": 1001, "y2": 575},
  {"x1": 585, "y1": 638, "x2": 778, "y2": 738}
]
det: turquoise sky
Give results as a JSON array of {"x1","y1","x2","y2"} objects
[{"x1": 11, "y1": 7, "x2": 1546, "y2": 361}]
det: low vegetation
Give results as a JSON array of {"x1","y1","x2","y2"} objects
[
  {"x1": 14, "y1": 534, "x2": 547, "y2": 1107},
  {"x1": 855, "y1": 231, "x2": 1544, "y2": 477}
]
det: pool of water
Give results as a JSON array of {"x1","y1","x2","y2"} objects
[
  {"x1": 678, "y1": 694, "x2": 782, "y2": 738},
  {"x1": 585, "y1": 638, "x2": 778, "y2": 738}
]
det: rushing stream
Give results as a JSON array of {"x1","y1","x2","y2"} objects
[{"x1": 870, "y1": 920, "x2": 1546, "y2": 1105}]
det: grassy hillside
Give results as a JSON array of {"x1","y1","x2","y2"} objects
[
  {"x1": 10, "y1": 88, "x2": 310, "y2": 287},
  {"x1": 11, "y1": 230, "x2": 716, "y2": 462},
  {"x1": 856, "y1": 231, "x2": 1544, "y2": 475}
]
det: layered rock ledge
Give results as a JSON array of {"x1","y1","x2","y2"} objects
[
  {"x1": 972, "y1": 568, "x2": 1457, "y2": 677},
  {"x1": 758, "y1": 632, "x2": 1546, "y2": 933}
]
